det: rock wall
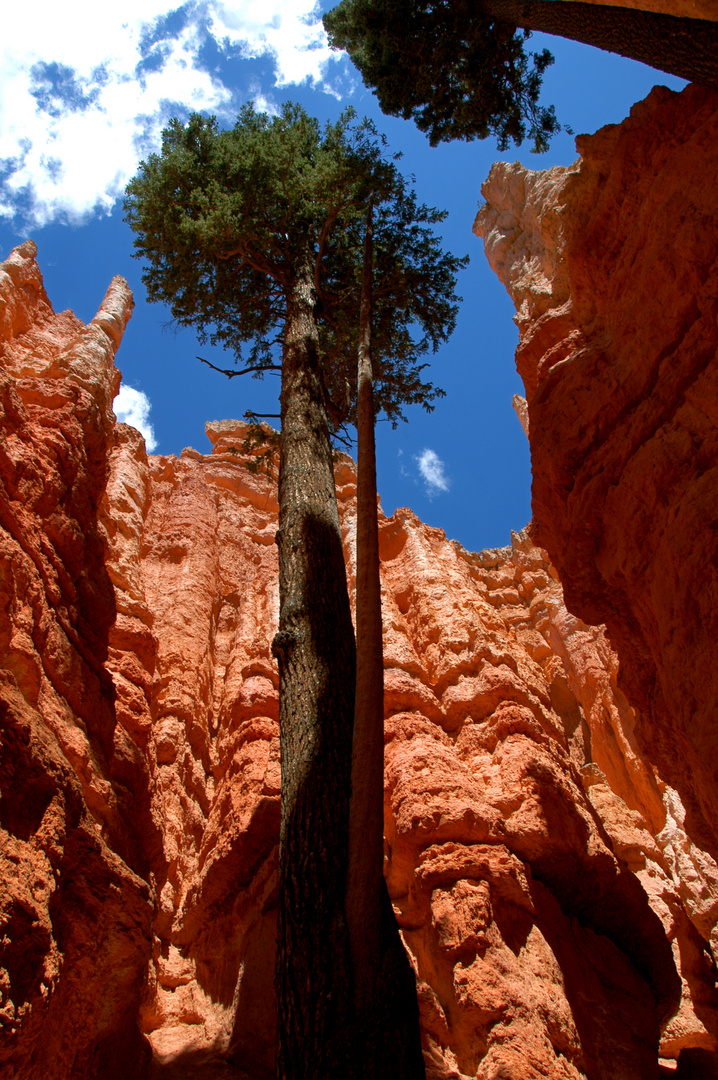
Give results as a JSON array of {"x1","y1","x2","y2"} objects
[
  {"x1": 474, "y1": 83, "x2": 718, "y2": 876},
  {"x1": 1, "y1": 217, "x2": 717, "y2": 1079},
  {"x1": 0, "y1": 241, "x2": 153, "y2": 1079},
  {"x1": 566, "y1": 0, "x2": 717, "y2": 21},
  {"x1": 476, "y1": 79, "x2": 718, "y2": 1077}
]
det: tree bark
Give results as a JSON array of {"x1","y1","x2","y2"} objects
[
  {"x1": 273, "y1": 241, "x2": 356, "y2": 1079},
  {"x1": 345, "y1": 207, "x2": 427, "y2": 1079},
  {"x1": 479, "y1": 0, "x2": 718, "y2": 88},
  {"x1": 346, "y1": 203, "x2": 385, "y2": 1013}
]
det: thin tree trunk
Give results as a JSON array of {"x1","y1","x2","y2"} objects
[
  {"x1": 273, "y1": 241, "x2": 356, "y2": 1079},
  {"x1": 347, "y1": 203, "x2": 384, "y2": 1008},
  {"x1": 479, "y1": 0, "x2": 718, "y2": 88},
  {"x1": 345, "y1": 206, "x2": 427, "y2": 1079}
]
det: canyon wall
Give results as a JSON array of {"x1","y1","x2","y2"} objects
[
  {"x1": 566, "y1": 0, "x2": 717, "y2": 21},
  {"x1": 0, "y1": 241, "x2": 153, "y2": 1078},
  {"x1": 475, "y1": 82, "x2": 718, "y2": 877},
  {"x1": 1, "y1": 123, "x2": 718, "y2": 1080}
]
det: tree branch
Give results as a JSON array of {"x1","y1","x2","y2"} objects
[
  {"x1": 197, "y1": 356, "x2": 282, "y2": 378},
  {"x1": 315, "y1": 207, "x2": 340, "y2": 295},
  {"x1": 331, "y1": 426, "x2": 354, "y2": 451},
  {"x1": 215, "y1": 242, "x2": 286, "y2": 284}
]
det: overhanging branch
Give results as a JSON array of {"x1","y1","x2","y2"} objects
[{"x1": 198, "y1": 356, "x2": 282, "y2": 378}]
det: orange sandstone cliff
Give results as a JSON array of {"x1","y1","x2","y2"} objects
[
  {"x1": 0, "y1": 242, "x2": 153, "y2": 1077},
  {"x1": 475, "y1": 81, "x2": 718, "y2": 881},
  {"x1": 475, "y1": 79, "x2": 718, "y2": 1078},
  {"x1": 2, "y1": 77, "x2": 718, "y2": 1078}
]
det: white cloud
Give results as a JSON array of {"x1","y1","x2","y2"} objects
[
  {"x1": 0, "y1": 0, "x2": 337, "y2": 226},
  {"x1": 416, "y1": 448, "x2": 450, "y2": 497},
  {"x1": 114, "y1": 384, "x2": 158, "y2": 451},
  {"x1": 209, "y1": 0, "x2": 333, "y2": 85}
]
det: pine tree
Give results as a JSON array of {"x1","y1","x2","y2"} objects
[
  {"x1": 124, "y1": 103, "x2": 465, "y2": 1078},
  {"x1": 324, "y1": 0, "x2": 718, "y2": 150}
]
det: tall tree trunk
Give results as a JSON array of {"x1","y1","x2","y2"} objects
[
  {"x1": 480, "y1": 0, "x2": 718, "y2": 88},
  {"x1": 273, "y1": 242, "x2": 356, "y2": 1079},
  {"x1": 345, "y1": 206, "x2": 426, "y2": 1079},
  {"x1": 347, "y1": 203, "x2": 385, "y2": 1011}
]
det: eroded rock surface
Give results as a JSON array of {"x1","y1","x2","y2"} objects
[
  {"x1": 476, "y1": 79, "x2": 718, "y2": 1078},
  {"x1": 475, "y1": 82, "x2": 718, "y2": 873},
  {"x1": 1, "y1": 234, "x2": 717, "y2": 1080},
  {"x1": 0, "y1": 241, "x2": 152, "y2": 1079}
]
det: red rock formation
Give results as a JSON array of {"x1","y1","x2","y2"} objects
[
  {"x1": 1, "y1": 227, "x2": 717, "y2": 1079},
  {"x1": 0, "y1": 241, "x2": 153, "y2": 1079},
  {"x1": 475, "y1": 82, "x2": 718, "y2": 870},
  {"x1": 475, "y1": 80, "x2": 718, "y2": 1076}
]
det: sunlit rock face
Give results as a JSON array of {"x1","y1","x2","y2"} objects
[
  {"x1": 108, "y1": 421, "x2": 283, "y2": 1073},
  {"x1": 1, "y1": 223, "x2": 718, "y2": 1080},
  {"x1": 0, "y1": 241, "x2": 153, "y2": 1079},
  {"x1": 475, "y1": 81, "x2": 718, "y2": 878},
  {"x1": 375, "y1": 517, "x2": 715, "y2": 1077}
]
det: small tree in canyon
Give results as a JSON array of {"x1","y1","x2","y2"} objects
[
  {"x1": 324, "y1": 0, "x2": 718, "y2": 151},
  {"x1": 124, "y1": 104, "x2": 464, "y2": 1078}
]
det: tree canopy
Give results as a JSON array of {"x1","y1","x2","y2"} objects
[
  {"x1": 124, "y1": 102, "x2": 466, "y2": 431},
  {"x1": 324, "y1": 0, "x2": 718, "y2": 151},
  {"x1": 324, "y1": 0, "x2": 559, "y2": 150},
  {"x1": 124, "y1": 101, "x2": 463, "y2": 1078}
]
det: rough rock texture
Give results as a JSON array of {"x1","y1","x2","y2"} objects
[
  {"x1": 566, "y1": 0, "x2": 717, "y2": 20},
  {"x1": 0, "y1": 241, "x2": 153, "y2": 1079},
  {"x1": 2, "y1": 230, "x2": 718, "y2": 1079},
  {"x1": 376, "y1": 519, "x2": 715, "y2": 1077},
  {"x1": 475, "y1": 81, "x2": 718, "y2": 1074},
  {"x1": 475, "y1": 82, "x2": 718, "y2": 873}
]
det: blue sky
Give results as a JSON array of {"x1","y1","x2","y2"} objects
[{"x1": 0, "y1": 1, "x2": 685, "y2": 553}]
